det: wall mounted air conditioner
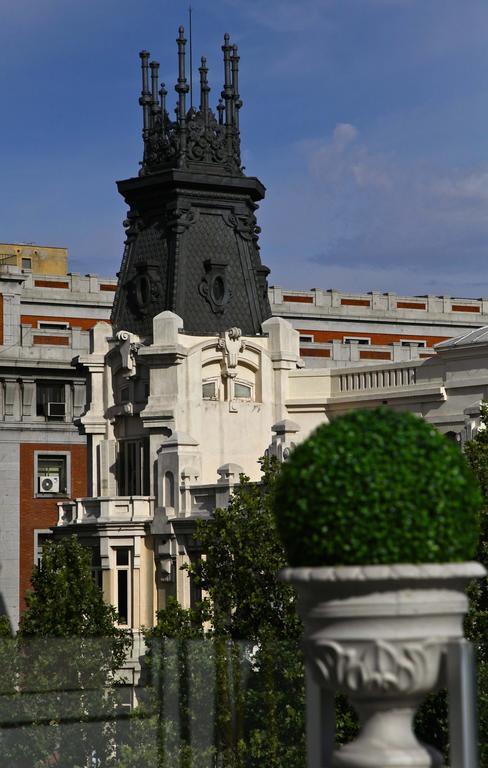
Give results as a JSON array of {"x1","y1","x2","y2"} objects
[
  {"x1": 39, "y1": 475, "x2": 60, "y2": 494},
  {"x1": 47, "y1": 402, "x2": 65, "y2": 418}
]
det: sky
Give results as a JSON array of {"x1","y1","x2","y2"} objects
[{"x1": 2, "y1": 0, "x2": 488, "y2": 296}]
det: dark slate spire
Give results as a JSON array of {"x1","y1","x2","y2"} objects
[{"x1": 112, "y1": 28, "x2": 271, "y2": 339}]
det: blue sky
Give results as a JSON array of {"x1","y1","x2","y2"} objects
[{"x1": 3, "y1": 0, "x2": 488, "y2": 296}]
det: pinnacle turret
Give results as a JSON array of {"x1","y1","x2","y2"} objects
[{"x1": 138, "y1": 29, "x2": 243, "y2": 176}]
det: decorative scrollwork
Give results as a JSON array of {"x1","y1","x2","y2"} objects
[
  {"x1": 312, "y1": 639, "x2": 442, "y2": 697},
  {"x1": 223, "y1": 210, "x2": 261, "y2": 243},
  {"x1": 142, "y1": 107, "x2": 242, "y2": 175},
  {"x1": 199, "y1": 259, "x2": 232, "y2": 314},
  {"x1": 123, "y1": 210, "x2": 144, "y2": 245}
]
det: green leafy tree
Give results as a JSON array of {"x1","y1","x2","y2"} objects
[
  {"x1": 119, "y1": 458, "x2": 357, "y2": 768},
  {"x1": 192, "y1": 456, "x2": 302, "y2": 642},
  {"x1": 10, "y1": 535, "x2": 132, "y2": 767}
]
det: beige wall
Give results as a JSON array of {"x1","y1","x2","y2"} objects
[{"x1": 0, "y1": 243, "x2": 67, "y2": 275}]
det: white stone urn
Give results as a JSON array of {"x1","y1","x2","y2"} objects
[{"x1": 280, "y1": 561, "x2": 486, "y2": 768}]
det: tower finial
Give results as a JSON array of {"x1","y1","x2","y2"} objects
[
  {"x1": 199, "y1": 56, "x2": 210, "y2": 127},
  {"x1": 175, "y1": 26, "x2": 189, "y2": 162},
  {"x1": 150, "y1": 61, "x2": 160, "y2": 123},
  {"x1": 189, "y1": 6, "x2": 193, "y2": 109},
  {"x1": 231, "y1": 44, "x2": 241, "y2": 131},
  {"x1": 221, "y1": 33, "x2": 233, "y2": 128},
  {"x1": 139, "y1": 51, "x2": 151, "y2": 140}
]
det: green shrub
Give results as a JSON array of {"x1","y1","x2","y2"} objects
[{"x1": 274, "y1": 407, "x2": 481, "y2": 566}]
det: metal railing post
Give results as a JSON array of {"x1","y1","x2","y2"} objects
[{"x1": 447, "y1": 638, "x2": 479, "y2": 768}]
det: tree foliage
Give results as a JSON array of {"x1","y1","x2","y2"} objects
[
  {"x1": 118, "y1": 458, "x2": 356, "y2": 768},
  {"x1": 191, "y1": 456, "x2": 302, "y2": 642},
  {"x1": 2, "y1": 536, "x2": 131, "y2": 768}
]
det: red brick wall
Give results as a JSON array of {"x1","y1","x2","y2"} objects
[
  {"x1": 298, "y1": 329, "x2": 449, "y2": 346},
  {"x1": 19, "y1": 443, "x2": 87, "y2": 614},
  {"x1": 33, "y1": 280, "x2": 69, "y2": 289},
  {"x1": 33, "y1": 335, "x2": 70, "y2": 346},
  {"x1": 22, "y1": 314, "x2": 111, "y2": 330}
]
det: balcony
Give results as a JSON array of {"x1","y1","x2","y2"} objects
[{"x1": 57, "y1": 496, "x2": 154, "y2": 526}]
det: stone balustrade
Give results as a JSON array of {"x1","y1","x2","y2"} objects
[
  {"x1": 57, "y1": 496, "x2": 154, "y2": 526},
  {"x1": 331, "y1": 362, "x2": 419, "y2": 394}
]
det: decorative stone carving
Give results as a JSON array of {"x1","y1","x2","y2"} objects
[
  {"x1": 217, "y1": 327, "x2": 245, "y2": 378},
  {"x1": 313, "y1": 639, "x2": 441, "y2": 696},
  {"x1": 281, "y1": 561, "x2": 486, "y2": 768},
  {"x1": 199, "y1": 259, "x2": 232, "y2": 314},
  {"x1": 166, "y1": 207, "x2": 199, "y2": 235},
  {"x1": 223, "y1": 210, "x2": 261, "y2": 244},
  {"x1": 125, "y1": 264, "x2": 164, "y2": 320},
  {"x1": 122, "y1": 209, "x2": 144, "y2": 245},
  {"x1": 116, "y1": 330, "x2": 141, "y2": 379}
]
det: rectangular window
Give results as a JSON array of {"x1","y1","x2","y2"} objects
[
  {"x1": 234, "y1": 381, "x2": 253, "y2": 399},
  {"x1": 400, "y1": 340, "x2": 427, "y2": 348},
  {"x1": 34, "y1": 530, "x2": 53, "y2": 567},
  {"x1": 36, "y1": 453, "x2": 68, "y2": 495},
  {"x1": 202, "y1": 380, "x2": 218, "y2": 399},
  {"x1": 299, "y1": 334, "x2": 314, "y2": 343},
  {"x1": 117, "y1": 438, "x2": 150, "y2": 495},
  {"x1": 91, "y1": 548, "x2": 103, "y2": 590},
  {"x1": 115, "y1": 548, "x2": 131, "y2": 626},
  {"x1": 22, "y1": 257, "x2": 32, "y2": 270},
  {"x1": 37, "y1": 321, "x2": 69, "y2": 330},
  {"x1": 36, "y1": 381, "x2": 66, "y2": 419},
  {"x1": 343, "y1": 336, "x2": 371, "y2": 345},
  {"x1": 189, "y1": 554, "x2": 202, "y2": 609}
]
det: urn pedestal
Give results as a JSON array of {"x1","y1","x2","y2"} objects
[{"x1": 281, "y1": 562, "x2": 486, "y2": 768}]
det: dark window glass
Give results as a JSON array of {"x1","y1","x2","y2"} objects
[
  {"x1": 116, "y1": 548, "x2": 129, "y2": 566},
  {"x1": 117, "y1": 438, "x2": 150, "y2": 495},
  {"x1": 36, "y1": 381, "x2": 65, "y2": 418},
  {"x1": 117, "y1": 570, "x2": 128, "y2": 624}
]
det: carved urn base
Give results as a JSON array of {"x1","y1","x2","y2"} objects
[{"x1": 280, "y1": 562, "x2": 486, "y2": 768}]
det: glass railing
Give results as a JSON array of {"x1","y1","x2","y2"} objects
[{"x1": 0, "y1": 638, "x2": 486, "y2": 767}]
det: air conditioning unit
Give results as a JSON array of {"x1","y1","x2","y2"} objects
[
  {"x1": 47, "y1": 402, "x2": 65, "y2": 418},
  {"x1": 39, "y1": 475, "x2": 60, "y2": 494}
]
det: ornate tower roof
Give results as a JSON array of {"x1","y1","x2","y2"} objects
[
  {"x1": 111, "y1": 29, "x2": 272, "y2": 339},
  {"x1": 139, "y1": 28, "x2": 243, "y2": 177}
]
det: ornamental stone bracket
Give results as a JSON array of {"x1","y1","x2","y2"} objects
[
  {"x1": 217, "y1": 327, "x2": 246, "y2": 413},
  {"x1": 116, "y1": 330, "x2": 141, "y2": 379},
  {"x1": 217, "y1": 327, "x2": 245, "y2": 379}
]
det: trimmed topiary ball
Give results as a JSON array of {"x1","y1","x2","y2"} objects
[{"x1": 274, "y1": 407, "x2": 481, "y2": 567}]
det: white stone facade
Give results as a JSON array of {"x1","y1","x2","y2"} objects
[{"x1": 63, "y1": 306, "x2": 488, "y2": 632}]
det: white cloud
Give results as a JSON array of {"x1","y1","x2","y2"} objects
[
  {"x1": 303, "y1": 122, "x2": 392, "y2": 190},
  {"x1": 259, "y1": 122, "x2": 488, "y2": 296},
  {"x1": 431, "y1": 171, "x2": 488, "y2": 203}
]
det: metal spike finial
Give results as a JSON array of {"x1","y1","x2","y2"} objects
[
  {"x1": 217, "y1": 97, "x2": 225, "y2": 125},
  {"x1": 159, "y1": 82, "x2": 168, "y2": 131},
  {"x1": 139, "y1": 51, "x2": 152, "y2": 138},
  {"x1": 189, "y1": 6, "x2": 193, "y2": 109},
  {"x1": 175, "y1": 26, "x2": 190, "y2": 162},
  {"x1": 199, "y1": 56, "x2": 210, "y2": 126},
  {"x1": 221, "y1": 33, "x2": 233, "y2": 128},
  {"x1": 150, "y1": 61, "x2": 160, "y2": 121},
  {"x1": 231, "y1": 44, "x2": 242, "y2": 131}
]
